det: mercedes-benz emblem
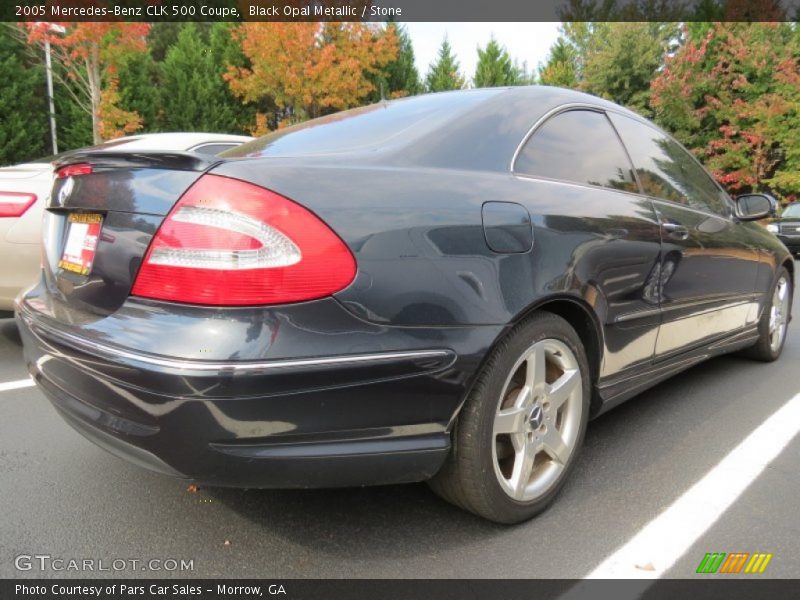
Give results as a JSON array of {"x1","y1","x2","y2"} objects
[{"x1": 528, "y1": 404, "x2": 543, "y2": 429}]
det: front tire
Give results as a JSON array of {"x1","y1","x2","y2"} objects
[
  {"x1": 429, "y1": 312, "x2": 590, "y2": 524},
  {"x1": 742, "y1": 267, "x2": 792, "y2": 362}
]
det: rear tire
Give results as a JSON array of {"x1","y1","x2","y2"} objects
[
  {"x1": 741, "y1": 267, "x2": 792, "y2": 362},
  {"x1": 429, "y1": 312, "x2": 590, "y2": 524}
]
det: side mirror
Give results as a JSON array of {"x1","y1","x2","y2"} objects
[{"x1": 735, "y1": 194, "x2": 776, "y2": 221}]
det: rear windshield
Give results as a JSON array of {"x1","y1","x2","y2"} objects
[{"x1": 221, "y1": 90, "x2": 503, "y2": 159}]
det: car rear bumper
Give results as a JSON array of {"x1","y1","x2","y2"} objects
[{"x1": 17, "y1": 289, "x2": 502, "y2": 488}]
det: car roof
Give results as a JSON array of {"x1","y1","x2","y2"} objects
[
  {"x1": 405, "y1": 86, "x2": 650, "y2": 172},
  {"x1": 226, "y1": 86, "x2": 649, "y2": 173}
]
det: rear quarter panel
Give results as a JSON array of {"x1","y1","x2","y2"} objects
[{"x1": 212, "y1": 161, "x2": 664, "y2": 379}]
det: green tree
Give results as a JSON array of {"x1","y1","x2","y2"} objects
[
  {"x1": 388, "y1": 23, "x2": 421, "y2": 96},
  {"x1": 148, "y1": 22, "x2": 212, "y2": 62},
  {"x1": 0, "y1": 25, "x2": 47, "y2": 165},
  {"x1": 474, "y1": 37, "x2": 522, "y2": 87},
  {"x1": 117, "y1": 51, "x2": 161, "y2": 132},
  {"x1": 538, "y1": 37, "x2": 579, "y2": 88},
  {"x1": 581, "y1": 22, "x2": 674, "y2": 116},
  {"x1": 53, "y1": 72, "x2": 93, "y2": 152},
  {"x1": 425, "y1": 38, "x2": 465, "y2": 92},
  {"x1": 368, "y1": 23, "x2": 420, "y2": 100},
  {"x1": 159, "y1": 23, "x2": 252, "y2": 134},
  {"x1": 539, "y1": 22, "x2": 674, "y2": 115}
]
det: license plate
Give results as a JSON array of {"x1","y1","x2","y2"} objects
[{"x1": 58, "y1": 213, "x2": 103, "y2": 276}]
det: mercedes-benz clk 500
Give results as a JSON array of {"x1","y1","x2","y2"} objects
[{"x1": 17, "y1": 87, "x2": 793, "y2": 523}]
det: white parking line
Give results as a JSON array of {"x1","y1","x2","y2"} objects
[
  {"x1": 578, "y1": 391, "x2": 800, "y2": 582},
  {"x1": 0, "y1": 378, "x2": 35, "y2": 392}
]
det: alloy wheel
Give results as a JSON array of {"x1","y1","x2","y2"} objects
[
  {"x1": 769, "y1": 276, "x2": 791, "y2": 352},
  {"x1": 491, "y1": 339, "x2": 583, "y2": 502}
]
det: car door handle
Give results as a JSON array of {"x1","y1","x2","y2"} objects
[{"x1": 662, "y1": 222, "x2": 689, "y2": 240}]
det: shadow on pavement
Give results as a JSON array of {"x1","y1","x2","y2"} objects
[
  {"x1": 206, "y1": 481, "x2": 507, "y2": 560},
  {"x1": 0, "y1": 317, "x2": 21, "y2": 347}
]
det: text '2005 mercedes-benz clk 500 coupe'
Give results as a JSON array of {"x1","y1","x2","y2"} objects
[{"x1": 17, "y1": 87, "x2": 794, "y2": 523}]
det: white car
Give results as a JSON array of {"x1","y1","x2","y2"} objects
[{"x1": 0, "y1": 132, "x2": 252, "y2": 311}]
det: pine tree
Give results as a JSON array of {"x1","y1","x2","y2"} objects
[
  {"x1": 53, "y1": 72, "x2": 93, "y2": 152},
  {"x1": 425, "y1": 38, "x2": 465, "y2": 92},
  {"x1": 473, "y1": 38, "x2": 520, "y2": 87},
  {"x1": 208, "y1": 23, "x2": 257, "y2": 133},
  {"x1": 369, "y1": 23, "x2": 420, "y2": 100},
  {"x1": 148, "y1": 23, "x2": 212, "y2": 62},
  {"x1": 581, "y1": 22, "x2": 674, "y2": 116},
  {"x1": 118, "y1": 51, "x2": 161, "y2": 132},
  {"x1": 0, "y1": 26, "x2": 47, "y2": 165},
  {"x1": 538, "y1": 37, "x2": 578, "y2": 88},
  {"x1": 159, "y1": 23, "x2": 250, "y2": 134}
]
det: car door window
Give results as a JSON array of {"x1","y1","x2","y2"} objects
[
  {"x1": 609, "y1": 113, "x2": 732, "y2": 216},
  {"x1": 514, "y1": 109, "x2": 638, "y2": 193}
]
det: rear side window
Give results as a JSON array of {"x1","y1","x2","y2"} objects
[
  {"x1": 514, "y1": 109, "x2": 638, "y2": 193},
  {"x1": 609, "y1": 113, "x2": 731, "y2": 216}
]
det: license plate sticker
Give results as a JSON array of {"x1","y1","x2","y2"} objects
[{"x1": 59, "y1": 213, "x2": 103, "y2": 276}]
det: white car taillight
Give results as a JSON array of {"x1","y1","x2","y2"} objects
[{"x1": 146, "y1": 205, "x2": 302, "y2": 270}]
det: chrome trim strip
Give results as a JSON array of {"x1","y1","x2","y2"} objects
[
  {"x1": 614, "y1": 308, "x2": 661, "y2": 323},
  {"x1": 19, "y1": 304, "x2": 452, "y2": 374},
  {"x1": 614, "y1": 294, "x2": 758, "y2": 324},
  {"x1": 649, "y1": 196, "x2": 734, "y2": 223},
  {"x1": 512, "y1": 171, "x2": 651, "y2": 203}
]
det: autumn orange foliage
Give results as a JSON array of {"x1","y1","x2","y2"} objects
[
  {"x1": 227, "y1": 23, "x2": 397, "y2": 132},
  {"x1": 25, "y1": 21, "x2": 150, "y2": 143}
]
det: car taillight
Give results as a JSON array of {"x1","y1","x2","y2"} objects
[
  {"x1": 55, "y1": 163, "x2": 92, "y2": 178},
  {"x1": 0, "y1": 192, "x2": 36, "y2": 217},
  {"x1": 131, "y1": 174, "x2": 357, "y2": 306}
]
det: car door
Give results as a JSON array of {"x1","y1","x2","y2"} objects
[
  {"x1": 513, "y1": 108, "x2": 663, "y2": 377},
  {"x1": 608, "y1": 113, "x2": 762, "y2": 360}
]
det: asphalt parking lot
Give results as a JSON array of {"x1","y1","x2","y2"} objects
[{"x1": 1, "y1": 274, "x2": 798, "y2": 581}]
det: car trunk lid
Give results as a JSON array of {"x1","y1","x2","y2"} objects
[{"x1": 41, "y1": 152, "x2": 214, "y2": 318}]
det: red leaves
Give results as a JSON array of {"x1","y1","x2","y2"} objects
[
  {"x1": 650, "y1": 23, "x2": 800, "y2": 196},
  {"x1": 25, "y1": 22, "x2": 150, "y2": 142},
  {"x1": 26, "y1": 22, "x2": 149, "y2": 67}
]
